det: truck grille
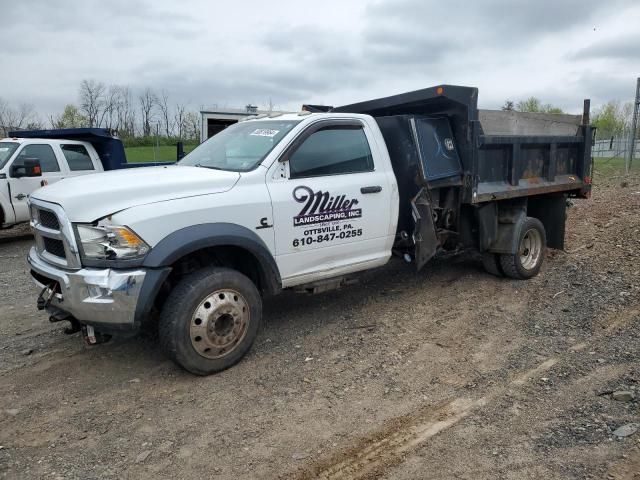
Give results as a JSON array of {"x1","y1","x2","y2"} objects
[
  {"x1": 43, "y1": 237, "x2": 66, "y2": 259},
  {"x1": 29, "y1": 199, "x2": 81, "y2": 269},
  {"x1": 38, "y1": 209, "x2": 60, "y2": 230}
]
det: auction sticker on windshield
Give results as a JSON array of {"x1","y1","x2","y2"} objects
[{"x1": 250, "y1": 129, "x2": 280, "y2": 137}]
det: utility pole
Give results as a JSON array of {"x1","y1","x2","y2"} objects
[{"x1": 627, "y1": 77, "x2": 640, "y2": 174}]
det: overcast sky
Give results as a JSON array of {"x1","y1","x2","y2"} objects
[{"x1": 1, "y1": 0, "x2": 639, "y2": 118}]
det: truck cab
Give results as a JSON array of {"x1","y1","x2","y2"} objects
[
  {"x1": 27, "y1": 112, "x2": 400, "y2": 374},
  {"x1": 0, "y1": 137, "x2": 103, "y2": 228}
]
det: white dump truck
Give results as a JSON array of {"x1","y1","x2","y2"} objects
[{"x1": 26, "y1": 86, "x2": 593, "y2": 375}]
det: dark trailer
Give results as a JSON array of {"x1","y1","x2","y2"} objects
[{"x1": 334, "y1": 85, "x2": 593, "y2": 275}]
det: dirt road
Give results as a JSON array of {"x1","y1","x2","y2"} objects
[{"x1": 1, "y1": 175, "x2": 639, "y2": 479}]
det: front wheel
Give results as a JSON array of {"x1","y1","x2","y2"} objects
[
  {"x1": 499, "y1": 217, "x2": 546, "y2": 280},
  {"x1": 159, "y1": 267, "x2": 262, "y2": 375}
]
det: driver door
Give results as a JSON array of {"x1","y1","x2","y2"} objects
[{"x1": 267, "y1": 119, "x2": 393, "y2": 286}]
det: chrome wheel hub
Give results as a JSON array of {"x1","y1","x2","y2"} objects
[
  {"x1": 190, "y1": 289, "x2": 249, "y2": 359},
  {"x1": 519, "y1": 228, "x2": 542, "y2": 270}
]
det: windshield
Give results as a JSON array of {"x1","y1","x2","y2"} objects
[
  {"x1": 0, "y1": 142, "x2": 19, "y2": 169},
  {"x1": 179, "y1": 120, "x2": 300, "y2": 172}
]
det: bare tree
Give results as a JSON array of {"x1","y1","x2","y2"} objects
[
  {"x1": 0, "y1": 98, "x2": 39, "y2": 132},
  {"x1": 173, "y1": 102, "x2": 187, "y2": 140},
  {"x1": 100, "y1": 85, "x2": 123, "y2": 129},
  {"x1": 79, "y1": 79, "x2": 106, "y2": 127},
  {"x1": 184, "y1": 111, "x2": 201, "y2": 141},
  {"x1": 158, "y1": 90, "x2": 173, "y2": 137},
  {"x1": 0, "y1": 98, "x2": 14, "y2": 134},
  {"x1": 139, "y1": 87, "x2": 157, "y2": 137},
  {"x1": 502, "y1": 100, "x2": 515, "y2": 111},
  {"x1": 114, "y1": 86, "x2": 136, "y2": 137}
]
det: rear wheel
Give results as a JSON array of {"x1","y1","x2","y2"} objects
[
  {"x1": 481, "y1": 252, "x2": 503, "y2": 277},
  {"x1": 159, "y1": 267, "x2": 262, "y2": 375},
  {"x1": 499, "y1": 217, "x2": 546, "y2": 280}
]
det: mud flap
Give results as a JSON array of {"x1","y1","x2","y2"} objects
[{"x1": 411, "y1": 187, "x2": 439, "y2": 270}]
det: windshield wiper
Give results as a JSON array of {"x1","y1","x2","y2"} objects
[{"x1": 194, "y1": 164, "x2": 225, "y2": 171}]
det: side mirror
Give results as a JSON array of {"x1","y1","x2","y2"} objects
[
  {"x1": 176, "y1": 141, "x2": 185, "y2": 160},
  {"x1": 11, "y1": 158, "x2": 42, "y2": 178}
]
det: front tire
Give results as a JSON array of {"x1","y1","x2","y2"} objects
[
  {"x1": 499, "y1": 217, "x2": 546, "y2": 280},
  {"x1": 159, "y1": 267, "x2": 262, "y2": 375}
]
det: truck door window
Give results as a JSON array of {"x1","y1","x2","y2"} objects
[
  {"x1": 0, "y1": 142, "x2": 19, "y2": 169},
  {"x1": 61, "y1": 144, "x2": 95, "y2": 171},
  {"x1": 14, "y1": 144, "x2": 60, "y2": 172},
  {"x1": 289, "y1": 125, "x2": 374, "y2": 179}
]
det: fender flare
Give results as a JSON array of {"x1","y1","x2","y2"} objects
[{"x1": 142, "y1": 222, "x2": 282, "y2": 295}]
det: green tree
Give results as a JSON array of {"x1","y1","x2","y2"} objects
[
  {"x1": 515, "y1": 97, "x2": 565, "y2": 114},
  {"x1": 516, "y1": 97, "x2": 542, "y2": 113},
  {"x1": 541, "y1": 105, "x2": 564, "y2": 114},
  {"x1": 591, "y1": 101, "x2": 629, "y2": 137},
  {"x1": 49, "y1": 104, "x2": 87, "y2": 129}
]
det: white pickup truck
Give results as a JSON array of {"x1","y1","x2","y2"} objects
[
  {"x1": 27, "y1": 85, "x2": 593, "y2": 375},
  {"x1": 0, "y1": 136, "x2": 103, "y2": 228}
]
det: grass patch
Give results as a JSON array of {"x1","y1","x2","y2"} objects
[
  {"x1": 592, "y1": 157, "x2": 638, "y2": 177},
  {"x1": 125, "y1": 144, "x2": 197, "y2": 163}
]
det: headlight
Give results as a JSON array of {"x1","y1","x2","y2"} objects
[{"x1": 75, "y1": 220, "x2": 150, "y2": 261}]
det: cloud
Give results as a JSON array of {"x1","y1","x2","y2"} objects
[
  {"x1": 364, "y1": 0, "x2": 634, "y2": 43},
  {"x1": 573, "y1": 72, "x2": 637, "y2": 104},
  {"x1": 570, "y1": 34, "x2": 640, "y2": 61},
  {"x1": 0, "y1": 0, "x2": 638, "y2": 121}
]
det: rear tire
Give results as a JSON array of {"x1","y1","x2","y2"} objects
[
  {"x1": 499, "y1": 217, "x2": 546, "y2": 280},
  {"x1": 482, "y1": 252, "x2": 503, "y2": 277},
  {"x1": 159, "y1": 267, "x2": 262, "y2": 375}
]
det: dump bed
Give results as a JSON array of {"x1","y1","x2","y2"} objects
[{"x1": 333, "y1": 85, "x2": 593, "y2": 206}]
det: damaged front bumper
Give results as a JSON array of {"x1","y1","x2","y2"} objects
[{"x1": 27, "y1": 247, "x2": 147, "y2": 330}]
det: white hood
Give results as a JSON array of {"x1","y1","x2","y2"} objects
[{"x1": 31, "y1": 165, "x2": 240, "y2": 222}]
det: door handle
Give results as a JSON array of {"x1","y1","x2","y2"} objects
[
  {"x1": 14, "y1": 193, "x2": 27, "y2": 200},
  {"x1": 360, "y1": 186, "x2": 382, "y2": 194}
]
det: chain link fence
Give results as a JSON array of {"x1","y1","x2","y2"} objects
[
  {"x1": 591, "y1": 78, "x2": 639, "y2": 176},
  {"x1": 592, "y1": 134, "x2": 637, "y2": 160},
  {"x1": 592, "y1": 129, "x2": 638, "y2": 175}
]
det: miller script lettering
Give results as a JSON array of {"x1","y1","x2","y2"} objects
[{"x1": 292, "y1": 186, "x2": 362, "y2": 226}]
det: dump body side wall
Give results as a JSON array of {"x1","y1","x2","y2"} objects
[
  {"x1": 334, "y1": 87, "x2": 592, "y2": 205},
  {"x1": 473, "y1": 109, "x2": 591, "y2": 203}
]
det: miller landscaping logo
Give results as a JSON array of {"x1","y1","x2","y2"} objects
[{"x1": 292, "y1": 186, "x2": 362, "y2": 226}]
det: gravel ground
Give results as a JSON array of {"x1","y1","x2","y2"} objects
[{"x1": 0, "y1": 174, "x2": 639, "y2": 479}]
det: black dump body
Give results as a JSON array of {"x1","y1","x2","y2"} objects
[
  {"x1": 333, "y1": 85, "x2": 592, "y2": 211},
  {"x1": 334, "y1": 85, "x2": 593, "y2": 266}
]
